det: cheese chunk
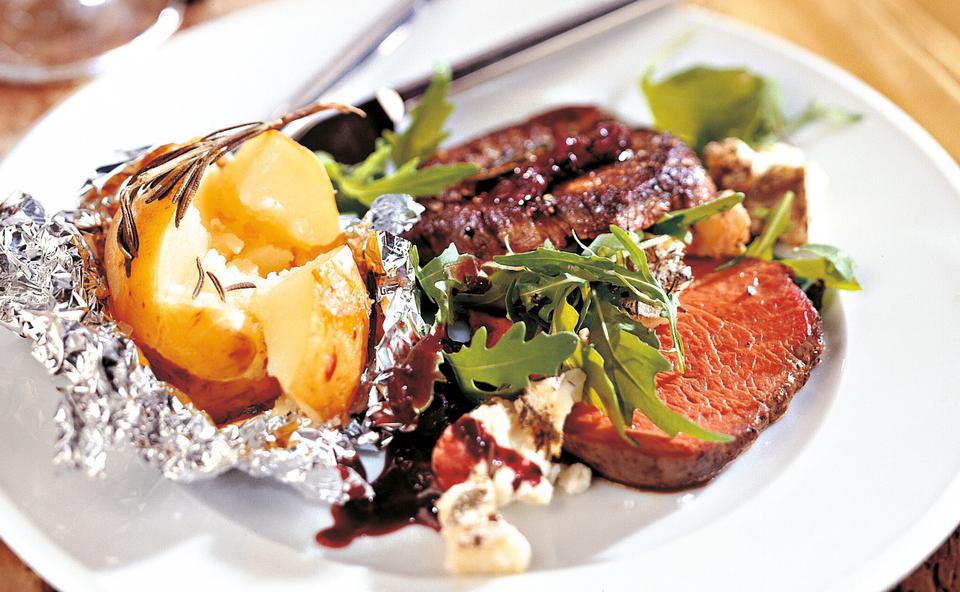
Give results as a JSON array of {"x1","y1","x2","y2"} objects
[{"x1": 434, "y1": 370, "x2": 590, "y2": 574}]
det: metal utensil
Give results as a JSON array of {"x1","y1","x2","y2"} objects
[
  {"x1": 295, "y1": 0, "x2": 677, "y2": 163},
  {"x1": 269, "y1": 0, "x2": 421, "y2": 119}
]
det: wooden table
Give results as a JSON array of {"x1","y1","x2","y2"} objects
[{"x1": 0, "y1": 1, "x2": 957, "y2": 590}]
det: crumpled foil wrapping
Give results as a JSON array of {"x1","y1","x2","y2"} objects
[{"x1": 0, "y1": 183, "x2": 426, "y2": 504}]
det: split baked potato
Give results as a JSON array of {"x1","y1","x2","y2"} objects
[{"x1": 104, "y1": 131, "x2": 370, "y2": 424}]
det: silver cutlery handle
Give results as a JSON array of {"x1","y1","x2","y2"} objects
[
  {"x1": 271, "y1": 0, "x2": 421, "y2": 117},
  {"x1": 393, "y1": 0, "x2": 677, "y2": 101}
]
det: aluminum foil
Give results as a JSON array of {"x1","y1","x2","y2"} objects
[{"x1": 0, "y1": 184, "x2": 427, "y2": 504}]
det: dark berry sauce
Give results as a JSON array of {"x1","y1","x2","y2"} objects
[
  {"x1": 316, "y1": 370, "x2": 473, "y2": 548},
  {"x1": 445, "y1": 416, "x2": 542, "y2": 491}
]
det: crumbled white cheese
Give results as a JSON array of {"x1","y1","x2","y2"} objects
[
  {"x1": 556, "y1": 462, "x2": 592, "y2": 495},
  {"x1": 436, "y1": 470, "x2": 531, "y2": 574},
  {"x1": 436, "y1": 370, "x2": 590, "y2": 574},
  {"x1": 623, "y1": 236, "x2": 694, "y2": 324},
  {"x1": 470, "y1": 401, "x2": 554, "y2": 506}
]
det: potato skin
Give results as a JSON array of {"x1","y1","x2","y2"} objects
[
  {"x1": 104, "y1": 194, "x2": 269, "y2": 383},
  {"x1": 300, "y1": 258, "x2": 371, "y2": 423},
  {"x1": 143, "y1": 343, "x2": 281, "y2": 424},
  {"x1": 103, "y1": 133, "x2": 370, "y2": 426}
]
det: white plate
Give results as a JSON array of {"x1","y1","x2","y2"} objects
[{"x1": 2, "y1": 1, "x2": 959, "y2": 590}]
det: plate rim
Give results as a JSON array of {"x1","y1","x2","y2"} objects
[
  {"x1": 1, "y1": 4, "x2": 959, "y2": 591},
  {"x1": 682, "y1": 8, "x2": 960, "y2": 590}
]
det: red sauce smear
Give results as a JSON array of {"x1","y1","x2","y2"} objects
[
  {"x1": 316, "y1": 371, "x2": 473, "y2": 548},
  {"x1": 433, "y1": 416, "x2": 542, "y2": 491},
  {"x1": 380, "y1": 329, "x2": 445, "y2": 426},
  {"x1": 317, "y1": 440, "x2": 441, "y2": 548},
  {"x1": 462, "y1": 120, "x2": 632, "y2": 209}
]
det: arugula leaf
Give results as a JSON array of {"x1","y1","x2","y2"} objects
[
  {"x1": 744, "y1": 191, "x2": 793, "y2": 260},
  {"x1": 641, "y1": 63, "x2": 860, "y2": 151},
  {"x1": 587, "y1": 293, "x2": 732, "y2": 443},
  {"x1": 714, "y1": 194, "x2": 861, "y2": 290},
  {"x1": 415, "y1": 244, "x2": 470, "y2": 324},
  {"x1": 346, "y1": 138, "x2": 392, "y2": 184},
  {"x1": 608, "y1": 226, "x2": 687, "y2": 369},
  {"x1": 553, "y1": 297, "x2": 630, "y2": 442},
  {"x1": 318, "y1": 140, "x2": 391, "y2": 209},
  {"x1": 642, "y1": 66, "x2": 784, "y2": 151},
  {"x1": 719, "y1": 191, "x2": 794, "y2": 270},
  {"x1": 514, "y1": 272, "x2": 585, "y2": 323},
  {"x1": 318, "y1": 68, "x2": 476, "y2": 209},
  {"x1": 495, "y1": 229, "x2": 686, "y2": 371},
  {"x1": 609, "y1": 225, "x2": 655, "y2": 283},
  {"x1": 321, "y1": 151, "x2": 476, "y2": 207},
  {"x1": 780, "y1": 244, "x2": 862, "y2": 290},
  {"x1": 384, "y1": 66, "x2": 455, "y2": 166},
  {"x1": 592, "y1": 288, "x2": 660, "y2": 348},
  {"x1": 446, "y1": 322, "x2": 579, "y2": 399},
  {"x1": 456, "y1": 266, "x2": 517, "y2": 309},
  {"x1": 437, "y1": 223, "x2": 727, "y2": 441},
  {"x1": 650, "y1": 192, "x2": 745, "y2": 241},
  {"x1": 358, "y1": 160, "x2": 475, "y2": 201},
  {"x1": 494, "y1": 248, "x2": 663, "y2": 307},
  {"x1": 585, "y1": 232, "x2": 626, "y2": 256},
  {"x1": 785, "y1": 103, "x2": 862, "y2": 135}
]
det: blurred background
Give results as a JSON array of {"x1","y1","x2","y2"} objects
[{"x1": 0, "y1": 0, "x2": 956, "y2": 590}]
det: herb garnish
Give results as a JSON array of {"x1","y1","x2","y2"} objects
[
  {"x1": 206, "y1": 271, "x2": 225, "y2": 302},
  {"x1": 650, "y1": 192, "x2": 745, "y2": 241},
  {"x1": 447, "y1": 322, "x2": 579, "y2": 400},
  {"x1": 722, "y1": 192, "x2": 861, "y2": 290},
  {"x1": 224, "y1": 281, "x2": 257, "y2": 293},
  {"x1": 192, "y1": 257, "x2": 205, "y2": 299},
  {"x1": 641, "y1": 64, "x2": 861, "y2": 152},
  {"x1": 319, "y1": 68, "x2": 478, "y2": 209},
  {"x1": 114, "y1": 102, "x2": 363, "y2": 274},
  {"x1": 417, "y1": 226, "x2": 731, "y2": 443}
]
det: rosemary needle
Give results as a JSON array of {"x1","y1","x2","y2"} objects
[
  {"x1": 192, "y1": 257, "x2": 205, "y2": 299},
  {"x1": 224, "y1": 282, "x2": 257, "y2": 293},
  {"x1": 206, "y1": 271, "x2": 225, "y2": 302}
]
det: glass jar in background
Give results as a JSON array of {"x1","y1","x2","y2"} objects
[{"x1": 0, "y1": 0, "x2": 185, "y2": 83}]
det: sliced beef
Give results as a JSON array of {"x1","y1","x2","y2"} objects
[
  {"x1": 405, "y1": 106, "x2": 716, "y2": 260},
  {"x1": 563, "y1": 258, "x2": 823, "y2": 490}
]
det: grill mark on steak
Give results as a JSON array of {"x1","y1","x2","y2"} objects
[
  {"x1": 405, "y1": 105, "x2": 716, "y2": 259},
  {"x1": 562, "y1": 258, "x2": 824, "y2": 490}
]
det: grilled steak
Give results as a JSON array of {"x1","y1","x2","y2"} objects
[
  {"x1": 405, "y1": 106, "x2": 716, "y2": 259},
  {"x1": 563, "y1": 258, "x2": 823, "y2": 489}
]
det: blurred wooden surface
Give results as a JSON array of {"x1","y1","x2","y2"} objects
[
  {"x1": 0, "y1": 1, "x2": 957, "y2": 591},
  {"x1": 692, "y1": 0, "x2": 960, "y2": 162}
]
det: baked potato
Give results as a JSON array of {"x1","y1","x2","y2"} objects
[{"x1": 104, "y1": 131, "x2": 370, "y2": 424}]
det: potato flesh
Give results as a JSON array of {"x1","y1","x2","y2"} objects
[
  {"x1": 105, "y1": 189, "x2": 267, "y2": 383},
  {"x1": 250, "y1": 247, "x2": 370, "y2": 423},
  {"x1": 197, "y1": 131, "x2": 342, "y2": 272},
  {"x1": 104, "y1": 131, "x2": 368, "y2": 424}
]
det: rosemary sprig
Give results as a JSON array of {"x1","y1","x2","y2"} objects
[
  {"x1": 192, "y1": 257, "x2": 205, "y2": 299},
  {"x1": 224, "y1": 281, "x2": 257, "y2": 293},
  {"x1": 206, "y1": 271, "x2": 225, "y2": 302},
  {"x1": 114, "y1": 102, "x2": 365, "y2": 275},
  {"x1": 191, "y1": 257, "x2": 256, "y2": 300}
]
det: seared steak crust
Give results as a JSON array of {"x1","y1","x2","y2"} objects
[{"x1": 405, "y1": 106, "x2": 716, "y2": 259}]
